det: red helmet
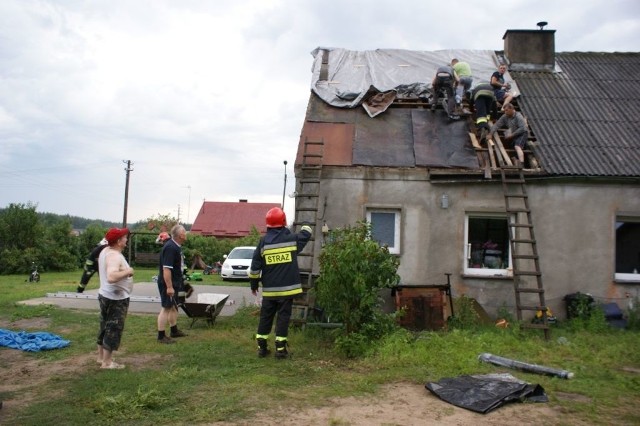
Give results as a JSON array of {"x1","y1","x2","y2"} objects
[
  {"x1": 266, "y1": 207, "x2": 286, "y2": 228},
  {"x1": 156, "y1": 231, "x2": 170, "y2": 244}
]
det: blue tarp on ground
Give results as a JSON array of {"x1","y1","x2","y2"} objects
[{"x1": 0, "y1": 328, "x2": 70, "y2": 352}]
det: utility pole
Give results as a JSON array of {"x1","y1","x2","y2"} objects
[
  {"x1": 282, "y1": 160, "x2": 288, "y2": 209},
  {"x1": 122, "y1": 160, "x2": 133, "y2": 227},
  {"x1": 183, "y1": 185, "x2": 192, "y2": 224}
]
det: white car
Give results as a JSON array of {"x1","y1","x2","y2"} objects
[{"x1": 220, "y1": 246, "x2": 257, "y2": 281}]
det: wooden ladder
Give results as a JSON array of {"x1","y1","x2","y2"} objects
[
  {"x1": 500, "y1": 164, "x2": 550, "y2": 340},
  {"x1": 291, "y1": 137, "x2": 325, "y2": 326}
]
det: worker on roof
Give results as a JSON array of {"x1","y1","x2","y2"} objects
[
  {"x1": 431, "y1": 64, "x2": 459, "y2": 120},
  {"x1": 487, "y1": 103, "x2": 529, "y2": 166},
  {"x1": 451, "y1": 58, "x2": 473, "y2": 107},
  {"x1": 248, "y1": 207, "x2": 312, "y2": 359},
  {"x1": 490, "y1": 64, "x2": 514, "y2": 111},
  {"x1": 471, "y1": 82, "x2": 496, "y2": 142}
]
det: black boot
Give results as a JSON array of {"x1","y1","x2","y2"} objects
[
  {"x1": 256, "y1": 338, "x2": 270, "y2": 358},
  {"x1": 275, "y1": 340, "x2": 289, "y2": 359}
]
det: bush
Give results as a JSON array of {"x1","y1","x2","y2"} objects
[{"x1": 316, "y1": 221, "x2": 400, "y2": 343}]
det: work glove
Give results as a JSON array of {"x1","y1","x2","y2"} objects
[
  {"x1": 250, "y1": 278, "x2": 260, "y2": 292},
  {"x1": 76, "y1": 286, "x2": 85, "y2": 293},
  {"x1": 301, "y1": 225, "x2": 313, "y2": 235}
]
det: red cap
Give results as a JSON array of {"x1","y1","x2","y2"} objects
[{"x1": 105, "y1": 228, "x2": 130, "y2": 245}]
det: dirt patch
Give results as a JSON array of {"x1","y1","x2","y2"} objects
[
  {"x1": 0, "y1": 346, "x2": 168, "y2": 421},
  {"x1": 0, "y1": 317, "x2": 53, "y2": 331},
  {"x1": 213, "y1": 382, "x2": 563, "y2": 426}
]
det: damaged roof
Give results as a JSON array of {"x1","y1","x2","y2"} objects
[{"x1": 298, "y1": 48, "x2": 640, "y2": 178}]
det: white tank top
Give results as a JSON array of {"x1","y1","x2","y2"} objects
[{"x1": 98, "y1": 247, "x2": 133, "y2": 300}]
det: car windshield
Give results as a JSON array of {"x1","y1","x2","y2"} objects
[{"x1": 228, "y1": 248, "x2": 255, "y2": 259}]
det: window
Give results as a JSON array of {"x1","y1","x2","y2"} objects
[
  {"x1": 464, "y1": 214, "x2": 511, "y2": 276},
  {"x1": 615, "y1": 216, "x2": 640, "y2": 281},
  {"x1": 366, "y1": 209, "x2": 401, "y2": 254}
]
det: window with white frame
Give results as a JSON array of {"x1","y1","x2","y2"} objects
[
  {"x1": 464, "y1": 213, "x2": 511, "y2": 276},
  {"x1": 615, "y1": 216, "x2": 640, "y2": 281},
  {"x1": 366, "y1": 209, "x2": 401, "y2": 254}
]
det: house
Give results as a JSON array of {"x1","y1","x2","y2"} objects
[
  {"x1": 293, "y1": 27, "x2": 640, "y2": 322},
  {"x1": 190, "y1": 200, "x2": 280, "y2": 238}
]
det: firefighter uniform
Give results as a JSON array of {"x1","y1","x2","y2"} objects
[
  {"x1": 78, "y1": 240, "x2": 108, "y2": 293},
  {"x1": 472, "y1": 82, "x2": 496, "y2": 139},
  {"x1": 249, "y1": 222, "x2": 312, "y2": 358}
]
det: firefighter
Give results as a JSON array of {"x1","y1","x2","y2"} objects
[
  {"x1": 155, "y1": 231, "x2": 170, "y2": 244},
  {"x1": 77, "y1": 238, "x2": 108, "y2": 293},
  {"x1": 248, "y1": 207, "x2": 312, "y2": 358},
  {"x1": 472, "y1": 82, "x2": 496, "y2": 142}
]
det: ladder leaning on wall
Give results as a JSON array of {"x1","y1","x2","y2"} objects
[
  {"x1": 291, "y1": 137, "x2": 325, "y2": 326},
  {"x1": 500, "y1": 163, "x2": 551, "y2": 341}
]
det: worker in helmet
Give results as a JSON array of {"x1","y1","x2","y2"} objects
[
  {"x1": 155, "y1": 231, "x2": 170, "y2": 244},
  {"x1": 248, "y1": 207, "x2": 312, "y2": 358},
  {"x1": 77, "y1": 238, "x2": 109, "y2": 293},
  {"x1": 471, "y1": 82, "x2": 496, "y2": 142}
]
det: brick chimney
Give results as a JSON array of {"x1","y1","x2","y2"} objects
[{"x1": 503, "y1": 25, "x2": 556, "y2": 71}]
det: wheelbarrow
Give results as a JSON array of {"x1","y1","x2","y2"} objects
[{"x1": 179, "y1": 293, "x2": 229, "y2": 328}]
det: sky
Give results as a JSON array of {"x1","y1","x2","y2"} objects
[{"x1": 1, "y1": 0, "x2": 638, "y2": 225}]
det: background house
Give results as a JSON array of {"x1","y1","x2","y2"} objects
[
  {"x1": 293, "y1": 27, "x2": 640, "y2": 322},
  {"x1": 190, "y1": 200, "x2": 280, "y2": 238}
]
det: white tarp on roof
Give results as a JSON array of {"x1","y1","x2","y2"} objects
[{"x1": 310, "y1": 48, "x2": 517, "y2": 109}]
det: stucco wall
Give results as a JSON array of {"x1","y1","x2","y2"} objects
[{"x1": 307, "y1": 167, "x2": 640, "y2": 320}]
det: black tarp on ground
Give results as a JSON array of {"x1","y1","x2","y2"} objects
[{"x1": 425, "y1": 373, "x2": 548, "y2": 414}]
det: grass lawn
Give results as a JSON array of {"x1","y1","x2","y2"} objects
[{"x1": 0, "y1": 269, "x2": 639, "y2": 425}]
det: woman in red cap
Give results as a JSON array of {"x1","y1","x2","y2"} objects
[{"x1": 96, "y1": 227, "x2": 134, "y2": 369}]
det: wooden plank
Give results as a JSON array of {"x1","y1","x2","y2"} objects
[
  {"x1": 493, "y1": 134, "x2": 513, "y2": 166},
  {"x1": 468, "y1": 132, "x2": 482, "y2": 150},
  {"x1": 482, "y1": 152, "x2": 492, "y2": 179},
  {"x1": 491, "y1": 139, "x2": 507, "y2": 166},
  {"x1": 487, "y1": 140, "x2": 497, "y2": 169}
]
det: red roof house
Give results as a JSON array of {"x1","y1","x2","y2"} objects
[{"x1": 190, "y1": 200, "x2": 280, "y2": 238}]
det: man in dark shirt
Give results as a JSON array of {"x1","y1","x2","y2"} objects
[{"x1": 156, "y1": 224, "x2": 188, "y2": 343}]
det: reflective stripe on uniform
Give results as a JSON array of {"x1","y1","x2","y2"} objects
[
  {"x1": 262, "y1": 242, "x2": 296, "y2": 266},
  {"x1": 262, "y1": 287, "x2": 302, "y2": 298}
]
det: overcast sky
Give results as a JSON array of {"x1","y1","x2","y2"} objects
[{"x1": 1, "y1": 0, "x2": 638, "y2": 225}]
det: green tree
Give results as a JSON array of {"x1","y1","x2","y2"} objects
[
  {"x1": 40, "y1": 218, "x2": 79, "y2": 271},
  {"x1": 0, "y1": 203, "x2": 46, "y2": 273},
  {"x1": 77, "y1": 223, "x2": 108, "y2": 264},
  {"x1": 316, "y1": 221, "x2": 401, "y2": 337},
  {"x1": 0, "y1": 202, "x2": 43, "y2": 252}
]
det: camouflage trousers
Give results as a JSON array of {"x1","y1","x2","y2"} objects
[{"x1": 97, "y1": 295, "x2": 130, "y2": 351}]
